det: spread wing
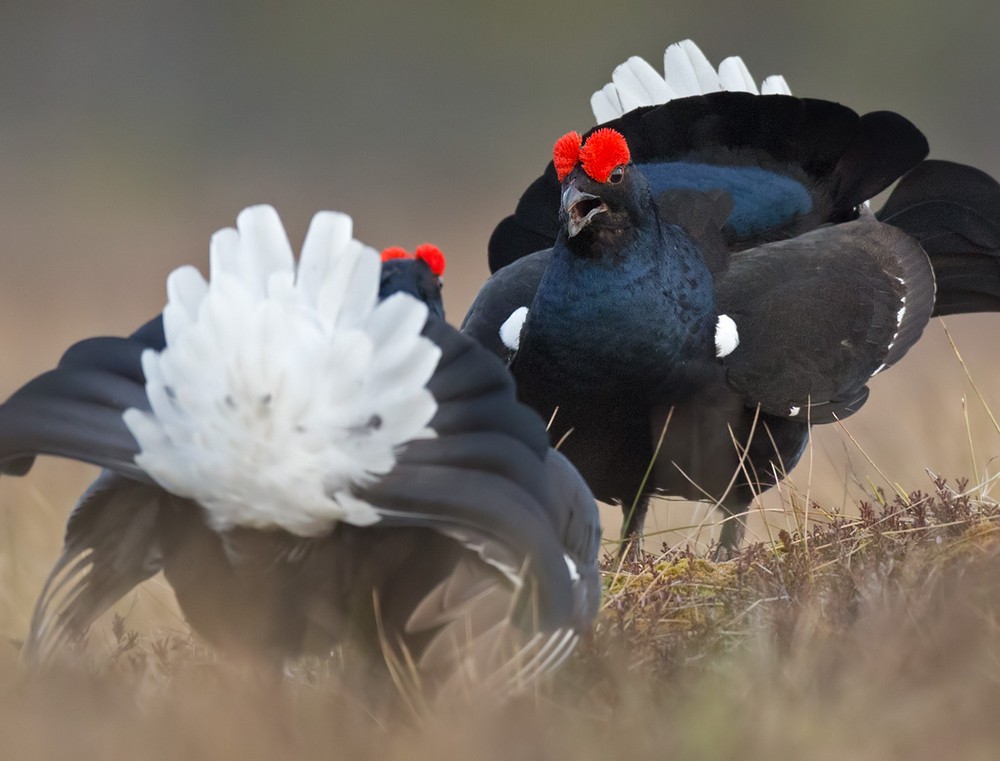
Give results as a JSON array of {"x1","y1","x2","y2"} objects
[
  {"x1": 0, "y1": 317, "x2": 164, "y2": 478},
  {"x1": 715, "y1": 215, "x2": 935, "y2": 423}
]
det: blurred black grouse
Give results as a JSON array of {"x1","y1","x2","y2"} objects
[
  {"x1": 0, "y1": 207, "x2": 601, "y2": 694},
  {"x1": 464, "y1": 40, "x2": 1000, "y2": 554}
]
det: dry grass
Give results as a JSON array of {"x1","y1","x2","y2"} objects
[
  {"x1": 0, "y1": 475, "x2": 997, "y2": 760},
  {"x1": 2, "y1": 10, "x2": 999, "y2": 756},
  {"x1": 0, "y1": 187, "x2": 997, "y2": 760},
  {"x1": 0, "y1": 300, "x2": 996, "y2": 758},
  {"x1": 0, "y1": 303, "x2": 998, "y2": 759}
]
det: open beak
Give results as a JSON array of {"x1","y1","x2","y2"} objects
[{"x1": 561, "y1": 185, "x2": 608, "y2": 238}]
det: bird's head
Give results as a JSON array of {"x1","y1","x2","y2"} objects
[
  {"x1": 553, "y1": 128, "x2": 650, "y2": 243},
  {"x1": 379, "y1": 244, "x2": 446, "y2": 319}
]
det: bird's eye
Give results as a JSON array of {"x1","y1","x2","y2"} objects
[{"x1": 608, "y1": 166, "x2": 625, "y2": 184}]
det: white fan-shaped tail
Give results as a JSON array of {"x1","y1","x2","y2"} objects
[
  {"x1": 124, "y1": 205, "x2": 442, "y2": 537},
  {"x1": 592, "y1": 39, "x2": 792, "y2": 123}
]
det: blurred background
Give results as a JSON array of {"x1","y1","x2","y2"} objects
[{"x1": 0, "y1": 0, "x2": 998, "y2": 639}]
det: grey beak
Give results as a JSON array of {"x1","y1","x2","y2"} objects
[{"x1": 561, "y1": 185, "x2": 606, "y2": 238}]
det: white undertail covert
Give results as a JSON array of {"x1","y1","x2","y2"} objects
[{"x1": 123, "y1": 206, "x2": 441, "y2": 536}]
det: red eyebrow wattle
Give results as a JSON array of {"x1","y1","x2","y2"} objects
[
  {"x1": 380, "y1": 246, "x2": 410, "y2": 262},
  {"x1": 579, "y1": 128, "x2": 631, "y2": 183},
  {"x1": 553, "y1": 131, "x2": 583, "y2": 181},
  {"x1": 415, "y1": 243, "x2": 446, "y2": 276}
]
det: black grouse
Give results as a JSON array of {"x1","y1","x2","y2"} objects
[
  {"x1": 378, "y1": 242, "x2": 446, "y2": 320},
  {"x1": 0, "y1": 206, "x2": 601, "y2": 695},
  {"x1": 464, "y1": 41, "x2": 1000, "y2": 555}
]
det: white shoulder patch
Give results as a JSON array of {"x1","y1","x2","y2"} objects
[
  {"x1": 715, "y1": 314, "x2": 740, "y2": 358},
  {"x1": 123, "y1": 205, "x2": 442, "y2": 537},
  {"x1": 591, "y1": 39, "x2": 791, "y2": 124},
  {"x1": 499, "y1": 306, "x2": 529, "y2": 352}
]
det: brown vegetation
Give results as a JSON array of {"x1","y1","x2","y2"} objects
[{"x1": 0, "y1": 475, "x2": 996, "y2": 760}]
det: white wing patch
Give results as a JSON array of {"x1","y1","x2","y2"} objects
[
  {"x1": 564, "y1": 554, "x2": 580, "y2": 583},
  {"x1": 872, "y1": 284, "x2": 908, "y2": 377},
  {"x1": 123, "y1": 205, "x2": 442, "y2": 536},
  {"x1": 499, "y1": 306, "x2": 529, "y2": 352},
  {"x1": 715, "y1": 314, "x2": 740, "y2": 358},
  {"x1": 591, "y1": 39, "x2": 791, "y2": 124}
]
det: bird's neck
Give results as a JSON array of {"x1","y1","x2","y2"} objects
[{"x1": 516, "y1": 218, "x2": 717, "y2": 405}]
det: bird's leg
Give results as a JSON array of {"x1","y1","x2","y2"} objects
[
  {"x1": 713, "y1": 507, "x2": 747, "y2": 561},
  {"x1": 618, "y1": 493, "x2": 651, "y2": 562}
]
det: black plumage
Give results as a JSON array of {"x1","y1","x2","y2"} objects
[
  {"x1": 467, "y1": 91, "x2": 994, "y2": 555},
  {"x1": 0, "y1": 242, "x2": 601, "y2": 695},
  {"x1": 488, "y1": 94, "x2": 929, "y2": 271}
]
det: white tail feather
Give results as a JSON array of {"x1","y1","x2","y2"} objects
[
  {"x1": 718, "y1": 56, "x2": 758, "y2": 94},
  {"x1": 761, "y1": 74, "x2": 792, "y2": 96},
  {"x1": 591, "y1": 84, "x2": 624, "y2": 125},
  {"x1": 663, "y1": 40, "x2": 720, "y2": 97},
  {"x1": 124, "y1": 205, "x2": 442, "y2": 536},
  {"x1": 592, "y1": 39, "x2": 791, "y2": 124},
  {"x1": 621, "y1": 56, "x2": 676, "y2": 103}
]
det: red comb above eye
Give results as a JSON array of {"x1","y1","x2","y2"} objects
[
  {"x1": 553, "y1": 131, "x2": 583, "y2": 181},
  {"x1": 380, "y1": 246, "x2": 410, "y2": 262},
  {"x1": 579, "y1": 128, "x2": 631, "y2": 183},
  {"x1": 414, "y1": 243, "x2": 446, "y2": 276}
]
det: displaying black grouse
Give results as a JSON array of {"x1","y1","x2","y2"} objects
[
  {"x1": 465, "y1": 41, "x2": 1000, "y2": 555},
  {"x1": 0, "y1": 206, "x2": 601, "y2": 695}
]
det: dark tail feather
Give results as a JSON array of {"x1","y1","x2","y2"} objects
[
  {"x1": 26, "y1": 471, "x2": 167, "y2": 659},
  {"x1": 877, "y1": 159, "x2": 1000, "y2": 316}
]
